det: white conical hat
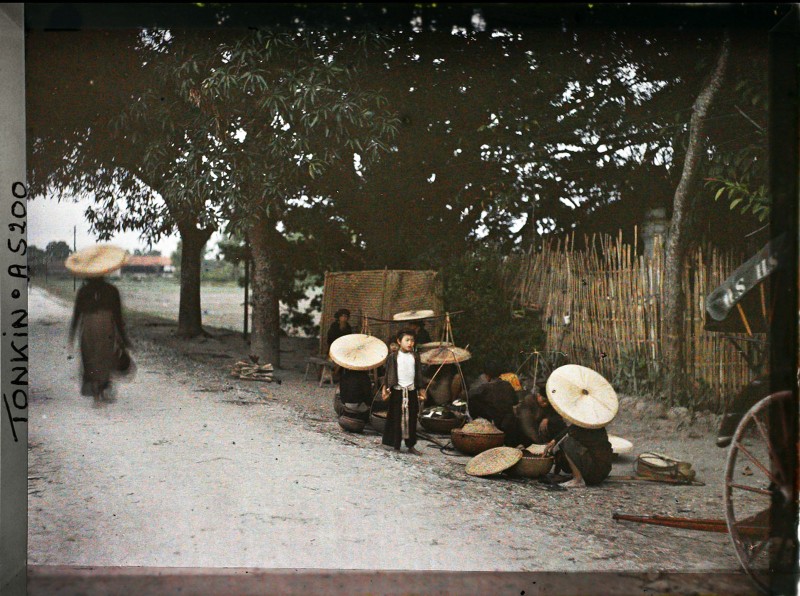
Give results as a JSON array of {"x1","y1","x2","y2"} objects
[
  {"x1": 65, "y1": 244, "x2": 130, "y2": 278},
  {"x1": 329, "y1": 334, "x2": 388, "y2": 371},
  {"x1": 393, "y1": 309, "x2": 435, "y2": 321},
  {"x1": 608, "y1": 435, "x2": 634, "y2": 455},
  {"x1": 545, "y1": 365, "x2": 618, "y2": 429}
]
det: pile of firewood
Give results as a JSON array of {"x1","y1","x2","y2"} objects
[{"x1": 231, "y1": 360, "x2": 275, "y2": 382}]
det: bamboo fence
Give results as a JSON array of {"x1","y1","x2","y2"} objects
[{"x1": 511, "y1": 230, "x2": 761, "y2": 410}]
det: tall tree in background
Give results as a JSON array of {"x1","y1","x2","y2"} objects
[
  {"x1": 662, "y1": 34, "x2": 730, "y2": 400},
  {"x1": 27, "y1": 29, "x2": 232, "y2": 338},
  {"x1": 181, "y1": 28, "x2": 399, "y2": 366}
]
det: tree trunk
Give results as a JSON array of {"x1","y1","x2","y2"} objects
[
  {"x1": 177, "y1": 224, "x2": 214, "y2": 338},
  {"x1": 662, "y1": 34, "x2": 730, "y2": 401},
  {"x1": 248, "y1": 217, "x2": 281, "y2": 368}
]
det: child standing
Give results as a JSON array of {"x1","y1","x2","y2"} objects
[{"x1": 381, "y1": 329, "x2": 427, "y2": 455}]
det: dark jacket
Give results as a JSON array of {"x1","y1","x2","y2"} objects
[
  {"x1": 383, "y1": 350, "x2": 424, "y2": 389},
  {"x1": 326, "y1": 321, "x2": 353, "y2": 352}
]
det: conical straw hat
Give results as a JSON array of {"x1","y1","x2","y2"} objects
[
  {"x1": 418, "y1": 341, "x2": 453, "y2": 351},
  {"x1": 608, "y1": 435, "x2": 633, "y2": 455},
  {"x1": 393, "y1": 309, "x2": 434, "y2": 321},
  {"x1": 545, "y1": 364, "x2": 618, "y2": 429},
  {"x1": 65, "y1": 244, "x2": 130, "y2": 278},
  {"x1": 329, "y1": 334, "x2": 388, "y2": 371},
  {"x1": 420, "y1": 346, "x2": 471, "y2": 365},
  {"x1": 465, "y1": 447, "x2": 522, "y2": 477}
]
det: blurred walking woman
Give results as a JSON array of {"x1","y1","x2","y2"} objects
[{"x1": 66, "y1": 245, "x2": 134, "y2": 405}]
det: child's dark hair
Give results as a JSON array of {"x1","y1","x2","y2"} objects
[{"x1": 396, "y1": 329, "x2": 415, "y2": 342}]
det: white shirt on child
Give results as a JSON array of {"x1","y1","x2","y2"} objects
[{"x1": 396, "y1": 350, "x2": 416, "y2": 388}]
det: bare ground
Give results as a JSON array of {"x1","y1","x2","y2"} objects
[{"x1": 28, "y1": 286, "x2": 749, "y2": 578}]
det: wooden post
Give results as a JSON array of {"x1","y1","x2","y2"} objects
[{"x1": 243, "y1": 257, "x2": 250, "y2": 341}]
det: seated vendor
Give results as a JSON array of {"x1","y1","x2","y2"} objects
[
  {"x1": 467, "y1": 360, "x2": 521, "y2": 446},
  {"x1": 545, "y1": 423, "x2": 613, "y2": 488},
  {"x1": 423, "y1": 363, "x2": 465, "y2": 408},
  {"x1": 516, "y1": 384, "x2": 566, "y2": 445},
  {"x1": 339, "y1": 367, "x2": 373, "y2": 420},
  {"x1": 327, "y1": 308, "x2": 354, "y2": 383},
  {"x1": 409, "y1": 320, "x2": 432, "y2": 346}
]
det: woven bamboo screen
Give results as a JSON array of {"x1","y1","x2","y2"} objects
[
  {"x1": 319, "y1": 270, "x2": 445, "y2": 354},
  {"x1": 512, "y1": 231, "x2": 760, "y2": 410}
]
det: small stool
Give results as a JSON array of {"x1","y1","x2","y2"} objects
[{"x1": 305, "y1": 355, "x2": 335, "y2": 387}]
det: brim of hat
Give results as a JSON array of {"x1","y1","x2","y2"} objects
[
  {"x1": 546, "y1": 364, "x2": 618, "y2": 428},
  {"x1": 392, "y1": 309, "x2": 435, "y2": 321},
  {"x1": 65, "y1": 244, "x2": 130, "y2": 277},
  {"x1": 418, "y1": 341, "x2": 453, "y2": 351},
  {"x1": 329, "y1": 334, "x2": 388, "y2": 370},
  {"x1": 420, "y1": 346, "x2": 471, "y2": 365},
  {"x1": 465, "y1": 447, "x2": 522, "y2": 477}
]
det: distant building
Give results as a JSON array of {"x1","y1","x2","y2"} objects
[{"x1": 121, "y1": 255, "x2": 174, "y2": 276}]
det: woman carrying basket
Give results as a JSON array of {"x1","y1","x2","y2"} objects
[{"x1": 67, "y1": 245, "x2": 135, "y2": 406}]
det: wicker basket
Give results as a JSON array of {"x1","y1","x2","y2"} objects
[
  {"x1": 508, "y1": 452, "x2": 554, "y2": 478},
  {"x1": 369, "y1": 410, "x2": 387, "y2": 433},
  {"x1": 451, "y1": 429, "x2": 506, "y2": 456},
  {"x1": 420, "y1": 414, "x2": 464, "y2": 434},
  {"x1": 338, "y1": 415, "x2": 367, "y2": 433}
]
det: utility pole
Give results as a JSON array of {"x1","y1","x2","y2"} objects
[{"x1": 73, "y1": 226, "x2": 77, "y2": 291}]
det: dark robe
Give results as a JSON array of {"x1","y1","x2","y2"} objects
[
  {"x1": 339, "y1": 368, "x2": 373, "y2": 421},
  {"x1": 554, "y1": 426, "x2": 614, "y2": 486},
  {"x1": 326, "y1": 321, "x2": 353, "y2": 352},
  {"x1": 381, "y1": 350, "x2": 424, "y2": 449},
  {"x1": 468, "y1": 378, "x2": 519, "y2": 446},
  {"x1": 414, "y1": 327, "x2": 432, "y2": 346},
  {"x1": 69, "y1": 278, "x2": 132, "y2": 397}
]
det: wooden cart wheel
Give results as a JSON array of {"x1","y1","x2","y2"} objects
[{"x1": 724, "y1": 390, "x2": 796, "y2": 594}]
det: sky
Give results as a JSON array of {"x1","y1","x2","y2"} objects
[{"x1": 29, "y1": 193, "x2": 185, "y2": 258}]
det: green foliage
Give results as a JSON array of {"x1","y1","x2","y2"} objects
[
  {"x1": 611, "y1": 351, "x2": 663, "y2": 398},
  {"x1": 45, "y1": 241, "x2": 72, "y2": 260},
  {"x1": 706, "y1": 177, "x2": 770, "y2": 222},
  {"x1": 441, "y1": 245, "x2": 545, "y2": 378}
]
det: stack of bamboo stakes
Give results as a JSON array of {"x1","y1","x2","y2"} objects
[{"x1": 513, "y1": 230, "x2": 758, "y2": 409}]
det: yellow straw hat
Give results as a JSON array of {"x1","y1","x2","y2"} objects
[
  {"x1": 65, "y1": 244, "x2": 130, "y2": 278},
  {"x1": 465, "y1": 447, "x2": 523, "y2": 477}
]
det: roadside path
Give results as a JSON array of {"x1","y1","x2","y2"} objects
[{"x1": 28, "y1": 287, "x2": 742, "y2": 575}]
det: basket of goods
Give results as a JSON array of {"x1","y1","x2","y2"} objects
[
  {"x1": 369, "y1": 410, "x2": 387, "y2": 433},
  {"x1": 451, "y1": 418, "x2": 505, "y2": 456},
  {"x1": 419, "y1": 406, "x2": 464, "y2": 434},
  {"x1": 508, "y1": 444, "x2": 554, "y2": 478},
  {"x1": 338, "y1": 415, "x2": 367, "y2": 433}
]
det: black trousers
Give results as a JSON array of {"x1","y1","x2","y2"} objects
[{"x1": 382, "y1": 388, "x2": 420, "y2": 449}]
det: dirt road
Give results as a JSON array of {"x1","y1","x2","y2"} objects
[{"x1": 28, "y1": 287, "x2": 744, "y2": 576}]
